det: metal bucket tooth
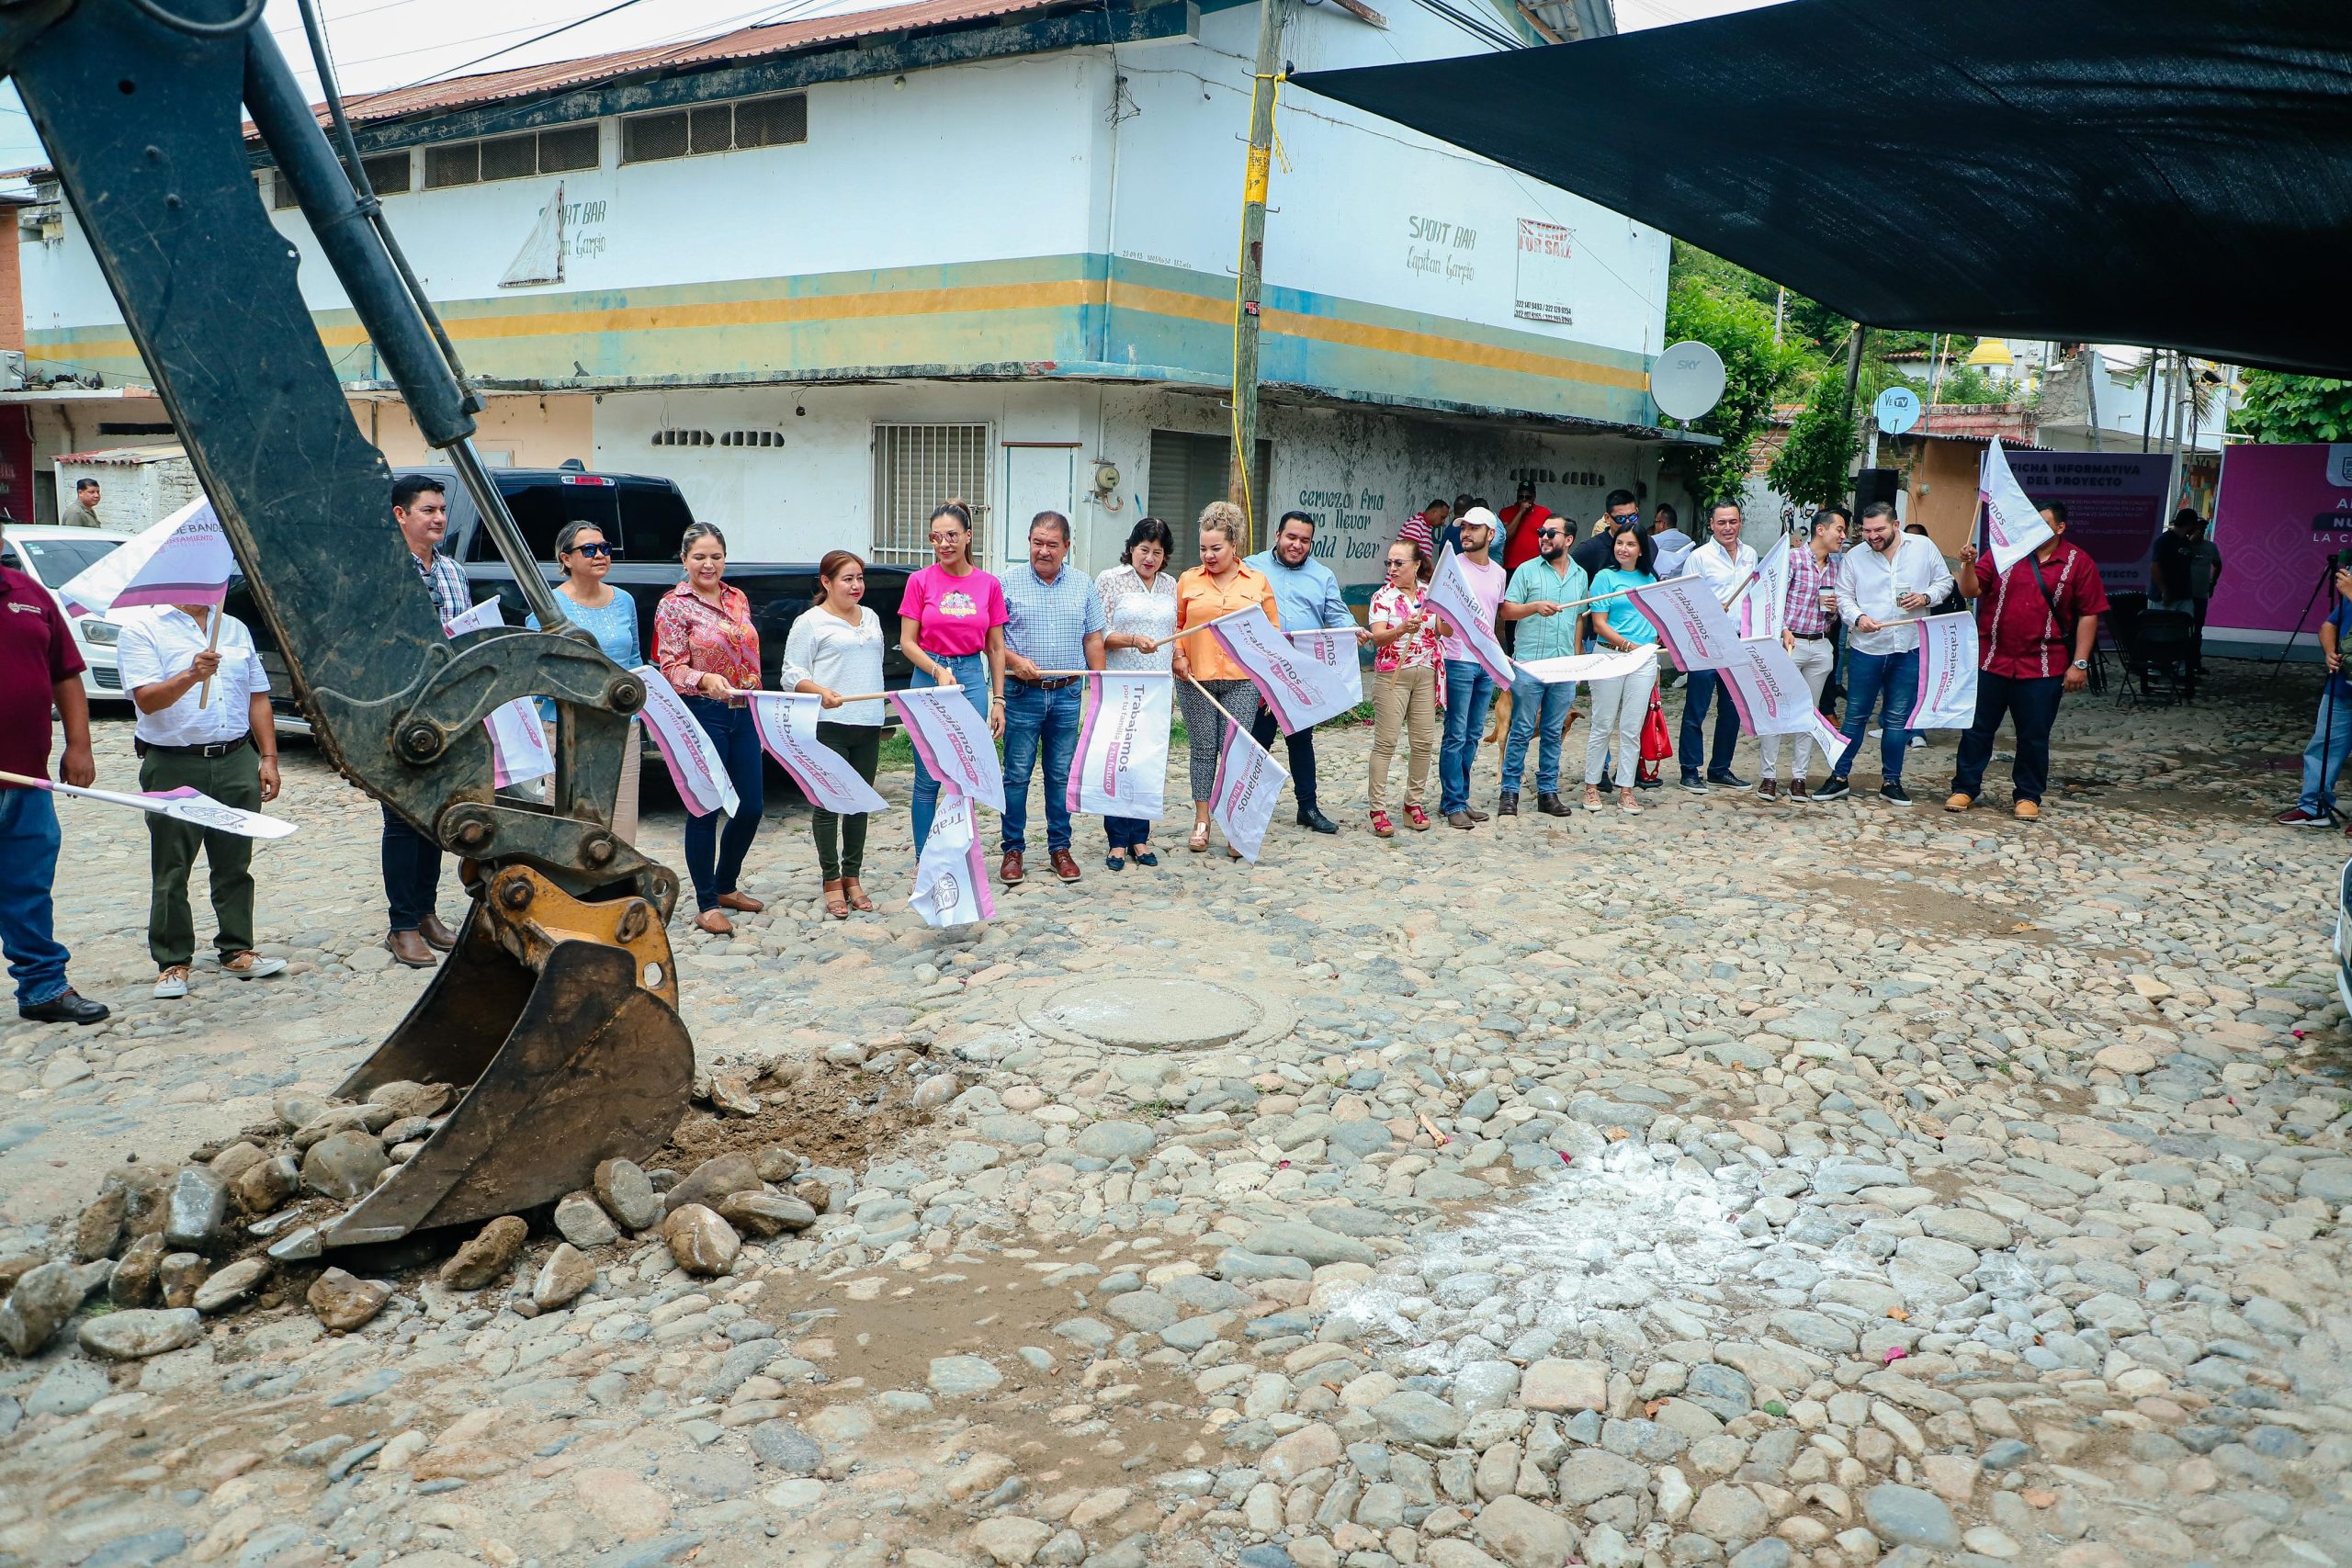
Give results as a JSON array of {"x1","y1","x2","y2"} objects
[{"x1": 324, "y1": 872, "x2": 690, "y2": 1247}]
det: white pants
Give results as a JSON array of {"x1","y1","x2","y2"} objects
[
  {"x1": 1583, "y1": 660, "x2": 1657, "y2": 788},
  {"x1": 1759, "y1": 636, "x2": 1836, "y2": 779}
]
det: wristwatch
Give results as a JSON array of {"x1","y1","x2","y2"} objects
[{"x1": 2071, "y1": 659, "x2": 2089, "y2": 671}]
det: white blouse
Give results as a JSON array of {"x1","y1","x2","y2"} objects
[{"x1": 782, "y1": 604, "x2": 886, "y2": 726}]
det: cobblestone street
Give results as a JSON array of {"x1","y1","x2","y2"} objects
[{"x1": 5, "y1": 661, "x2": 2352, "y2": 1568}]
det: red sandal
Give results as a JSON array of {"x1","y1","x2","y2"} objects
[
  {"x1": 1404, "y1": 804, "x2": 1430, "y2": 831},
  {"x1": 1370, "y1": 809, "x2": 1396, "y2": 838}
]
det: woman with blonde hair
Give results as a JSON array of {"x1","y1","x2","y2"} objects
[{"x1": 1171, "y1": 502, "x2": 1279, "y2": 856}]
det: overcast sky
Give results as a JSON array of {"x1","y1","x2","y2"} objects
[{"x1": 0, "y1": 0, "x2": 1779, "y2": 174}]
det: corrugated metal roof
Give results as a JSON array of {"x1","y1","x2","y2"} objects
[{"x1": 325, "y1": 0, "x2": 1064, "y2": 127}]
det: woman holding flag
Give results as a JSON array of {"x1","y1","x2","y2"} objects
[
  {"x1": 526, "y1": 521, "x2": 643, "y2": 840},
  {"x1": 1172, "y1": 502, "x2": 1277, "y2": 857},
  {"x1": 655, "y1": 523, "x2": 768, "y2": 936},
  {"x1": 1095, "y1": 516, "x2": 1178, "y2": 868},
  {"x1": 898, "y1": 501, "x2": 1007, "y2": 853},
  {"x1": 785, "y1": 551, "x2": 886, "y2": 918},
  {"x1": 1581, "y1": 524, "x2": 1660, "y2": 815}
]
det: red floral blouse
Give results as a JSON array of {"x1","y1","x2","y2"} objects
[{"x1": 654, "y1": 581, "x2": 761, "y2": 695}]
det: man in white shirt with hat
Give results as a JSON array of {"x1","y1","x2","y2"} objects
[{"x1": 116, "y1": 602, "x2": 286, "y2": 999}]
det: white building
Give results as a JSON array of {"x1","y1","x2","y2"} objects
[{"x1": 16, "y1": 0, "x2": 1693, "y2": 592}]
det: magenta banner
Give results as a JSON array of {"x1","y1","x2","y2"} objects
[
  {"x1": 2002, "y1": 451, "x2": 2171, "y2": 594},
  {"x1": 2209, "y1": 445, "x2": 2352, "y2": 640}
]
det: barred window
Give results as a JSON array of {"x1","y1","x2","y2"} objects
[
  {"x1": 873, "y1": 423, "x2": 990, "y2": 567},
  {"x1": 621, "y1": 92, "x2": 808, "y2": 165}
]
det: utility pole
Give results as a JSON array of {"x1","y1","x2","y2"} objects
[
  {"x1": 1226, "y1": 0, "x2": 1288, "y2": 550},
  {"x1": 2082, "y1": 344, "x2": 2104, "y2": 452}
]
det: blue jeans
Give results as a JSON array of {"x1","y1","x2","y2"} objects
[
  {"x1": 1500, "y1": 671, "x2": 1577, "y2": 795},
  {"x1": 380, "y1": 800, "x2": 443, "y2": 932},
  {"x1": 1834, "y1": 647, "x2": 1919, "y2": 783},
  {"x1": 910, "y1": 651, "x2": 989, "y2": 853},
  {"x1": 0, "y1": 788, "x2": 70, "y2": 1007},
  {"x1": 2294, "y1": 687, "x2": 2352, "y2": 816},
  {"x1": 1001, "y1": 681, "x2": 1080, "y2": 855},
  {"x1": 681, "y1": 696, "x2": 765, "y2": 912},
  {"x1": 1679, "y1": 669, "x2": 1743, "y2": 779},
  {"x1": 1439, "y1": 660, "x2": 1497, "y2": 816}
]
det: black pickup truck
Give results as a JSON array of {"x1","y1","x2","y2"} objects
[{"x1": 243, "y1": 464, "x2": 912, "y2": 732}]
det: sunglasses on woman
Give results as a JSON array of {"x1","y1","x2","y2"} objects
[{"x1": 565, "y1": 541, "x2": 616, "y2": 558}]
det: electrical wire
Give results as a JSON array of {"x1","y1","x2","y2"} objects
[{"x1": 386, "y1": 0, "x2": 662, "y2": 92}]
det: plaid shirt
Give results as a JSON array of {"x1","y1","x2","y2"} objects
[
  {"x1": 413, "y1": 547, "x2": 471, "y2": 625},
  {"x1": 1001, "y1": 561, "x2": 1106, "y2": 673},
  {"x1": 1784, "y1": 544, "x2": 1836, "y2": 637}
]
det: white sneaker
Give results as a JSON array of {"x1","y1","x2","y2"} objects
[
  {"x1": 153, "y1": 965, "x2": 190, "y2": 999},
  {"x1": 222, "y1": 951, "x2": 288, "y2": 980}
]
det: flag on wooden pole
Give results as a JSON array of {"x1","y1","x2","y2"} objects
[
  {"x1": 1981, "y1": 436, "x2": 2052, "y2": 573},
  {"x1": 56, "y1": 496, "x2": 233, "y2": 617},
  {"x1": 747, "y1": 693, "x2": 888, "y2": 814},
  {"x1": 1741, "y1": 535, "x2": 1792, "y2": 640},
  {"x1": 912, "y1": 784, "x2": 994, "y2": 928},
  {"x1": 630, "y1": 665, "x2": 741, "y2": 818},
  {"x1": 445, "y1": 598, "x2": 555, "y2": 788},
  {"x1": 0, "y1": 769, "x2": 297, "y2": 840},
  {"x1": 1912, "y1": 611, "x2": 1981, "y2": 728},
  {"x1": 1207, "y1": 716, "x2": 1287, "y2": 863},
  {"x1": 1717, "y1": 635, "x2": 1815, "y2": 736},
  {"x1": 889, "y1": 686, "x2": 1005, "y2": 813},
  {"x1": 1425, "y1": 545, "x2": 1512, "y2": 684},
  {"x1": 1625, "y1": 574, "x2": 1745, "y2": 671},
  {"x1": 1067, "y1": 671, "x2": 1173, "y2": 819},
  {"x1": 1206, "y1": 604, "x2": 1363, "y2": 733}
]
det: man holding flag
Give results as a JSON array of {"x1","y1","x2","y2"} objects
[
  {"x1": 1244, "y1": 510, "x2": 1364, "y2": 835},
  {"x1": 1497, "y1": 513, "x2": 1587, "y2": 817},
  {"x1": 1430, "y1": 507, "x2": 1509, "y2": 829},
  {"x1": 1678, "y1": 502, "x2": 1759, "y2": 790},
  {"x1": 0, "y1": 516, "x2": 107, "y2": 1024},
  {"x1": 1946, "y1": 500, "x2": 2106, "y2": 821},
  {"x1": 118, "y1": 602, "x2": 286, "y2": 998}
]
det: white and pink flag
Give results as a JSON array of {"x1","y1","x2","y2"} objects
[
  {"x1": 1912, "y1": 611, "x2": 1981, "y2": 729},
  {"x1": 1067, "y1": 671, "x2": 1172, "y2": 819},
  {"x1": 1981, "y1": 436, "x2": 2052, "y2": 574},
  {"x1": 1810, "y1": 708, "x2": 1854, "y2": 767},
  {"x1": 1739, "y1": 536, "x2": 1792, "y2": 640},
  {"x1": 0, "y1": 770, "x2": 297, "y2": 840},
  {"x1": 445, "y1": 598, "x2": 555, "y2": 789},
  {"x1": 1514, "y1": 646, "x2": 1658, "y2": 685},
  {"x1": 630, "y1": 663, "x2": 741, "y2": 818},
  {"x1": 1626, "y1": 574, "x2": 1745, "y2": 671},
  {"x1": 912, "y1": 784, "x2": 994, "y2": 928},
  {"x1": 1717, "y1": 635, "x2": 1814, "y2": 736},
  {"x1": 1208, "y1": 605, "x2": 1362, "y2": 734},
  {"x1": 58, "y1": 495, "x2": 234, "y2": 616},
  {"x1": 889, "y1": 685, "x2": 1004, "y2": 814},
  {"x1": 1426, "y1": 545, "x2": 1512, "y2": 684},
  {"x1": 1207, "y1": 716, "x2": 1287, "y2": 863},
  {"x1": 746, "y1": 693, "x2": 888, "y2": 815}
]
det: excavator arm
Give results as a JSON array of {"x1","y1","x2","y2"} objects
[{"x1": 3, "y1": 0, "x2": 695, "y2": 1246}]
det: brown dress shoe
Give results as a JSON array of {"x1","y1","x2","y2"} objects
[
  {"x1": 1498, "y1": 792, "x2": 1520, "y2": 817},
  {"x1": 1447, "y1": 811, "x2": 1476, "y2": 829},
  {"x1": 1001, "y1": 851, "x2": 1025, "y2": 885},
  {"x1": 716, "y1": 891, "x2": 765, "y2": 913},
  {"x1": 1466, "y1": 808, "x2": 1490, "y2": 822},
  {"x1": 1758, "y1": 779, "x2": 1780, "y2": 801},
  {"x1": 1050, "y1": 850, "x2": 1082, "y2": 883},
  {"x1": 695, "y1": 908, "x2": 733, "y2": 935},
  {"x1": 385, "y1": 930, "x2": 435, "y2": 968},
  {"x1": 1788, "y1": 779, "x2": 1810, "y2": 801},
  {"x1": 416, "y1": 913, "x2": 458, "y2": 952}
]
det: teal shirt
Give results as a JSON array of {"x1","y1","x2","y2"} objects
[
  {"x1": 1504, "y1": 555, "x2": 1589, "y2": 663},
  {"x1": 1589, "y1": 568, "x2": 1659, "y2": 646}
]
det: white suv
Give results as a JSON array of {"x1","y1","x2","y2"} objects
[{"x1": 2, "y1": 524, "x2": 134, "y2": 704}]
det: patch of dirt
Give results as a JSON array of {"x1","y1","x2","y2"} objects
[
  {"x1": 1793, "y1": 872, "x2": 2054, "y2": 944},
  {"x1": 659, "y1": 1062, "x2": 933, "y2": 1174}
]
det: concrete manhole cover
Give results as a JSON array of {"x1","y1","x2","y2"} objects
[{"x1": 1017, "y1": 976, "x2": 1293, "y2": 1051}]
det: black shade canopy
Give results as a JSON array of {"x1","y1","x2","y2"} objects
[{"x1": 1295, "y1": 0, "x2": 2352, "y2": 377}]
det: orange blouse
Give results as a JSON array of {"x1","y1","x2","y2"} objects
[{"x1": 1174, "y1": 564, "x2": 1281, "y2": 683}]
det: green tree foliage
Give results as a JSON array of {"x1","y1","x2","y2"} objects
[
  {"x1": 1663, "y1": 277, "x2": 1810, "y2": 506},
  {"x1": 2234, "y1": 370, "x2": 2352, "y2": 443},
  {"x1": 1912, "y1": 363, "x2": 2007, "y2": 407},
  {"x1": 1770, "y1": 378, "x2": 1859, "y2": 510}
]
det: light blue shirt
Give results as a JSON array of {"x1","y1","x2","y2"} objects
[
  {"x1": 1245, "y1": 548, "x2": 1351, "y2": 633},
  {"x1": 527, "y1": 591, "x2": 642, "y2": 722},
  {"x1": 1001, "y1": 561, "x2": 1106, "y2": 672}
]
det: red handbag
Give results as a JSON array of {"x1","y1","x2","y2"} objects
[{"x1": 1639, "y1": 687, "x2": 1674, "y2": 763}]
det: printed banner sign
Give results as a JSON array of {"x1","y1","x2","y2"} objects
[
  {"x1": 1208, "y1": 717, "x2": 1287, "y2": 863},
  {"x1": 1740, "y1": 536, "x2": 1792, "y2": 640},
  {"x1": 2208, "y1": 443, "x2": 2352, "y2": 642},
  {"x1": 1208, "y1": 605, "x2": 1362, "y2": 734},
  {"x1": 444, "y1": 598, "x2": 554, "y2": 789},
  {"x1": 1284, "y1": 626, "x2": 1366, "y2": 712},
  {"x1": 2002, "y1": 449, "x2": 2173, "y2": 594},
  {"x1": 889, "y1": 685, "x2": 1004, "y2": 814},
  {"x1": 912, "y1": 784, "x2": 994, "y2": 928},
  {"x1": 630, "y1": 664, "x2": 741, "y2": 818},
  {"x1": 1068, "y1": 671, "x2": 1172, "y2": 820},
  {"x1": 59, "y1": 495, "x2": 234, "y2": 615},
  {"x1": 747, "y1": 693, "x2": 888, "y2": 815},
  {"x1": 1514, "y1": 646, "x2": 1659, "y2": 684},
  {"x1": 1912, "y1": 611, "x2": 1981, "y2": 729},
  {"x1": 1810, "y1": 708, "x2": 1852, "y2": 767},
  {"x1": 1982, "y1": 436, "x2": 2054, "y2": 574},
  {"x1": 1426, "y1": 544, "x2": 1512, "y2": 684},
  {"x1": 1716, "y1": 635, "x2": 1813, "y2": 736},
  {"x1": 1626, "y1": 574, "x2": 1745, "y2": 671}
]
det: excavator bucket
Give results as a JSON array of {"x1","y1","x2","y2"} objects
[{"x1": 322, "y1": 867, "x2": 692, "y2": 1247}]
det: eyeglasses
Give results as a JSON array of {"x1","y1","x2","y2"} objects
[
  {"x1": 928, "y1": 534, "x2": 963, "y2": 546},
  {"x1": 1537, "y1": 528, "x2": 1566, "y2": 539},
  {"x1": 564, "y1": 541, "x2": 616, "y2": 558}
]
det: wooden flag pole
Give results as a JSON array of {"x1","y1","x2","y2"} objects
[
  {"x1": 1181, "y1": 670, "x2": 1248, "y2": 734},
  {"x1": 825, "y1": 685, "x2": 956, "y2": 705},
  {"x1": 1030, "y1": 669, "x2": 1170, "y2": 679},
  {"x1": 196, "y1": 605, "x2": 225, "y2": 709}
]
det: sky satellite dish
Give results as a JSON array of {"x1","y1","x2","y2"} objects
[
  {"x1": 1874, "y1": 386, "x2": 1923, "y2": 434},
  {"x1": 1651, "y1": 341, "x2": 1726, "y2": 422}
]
